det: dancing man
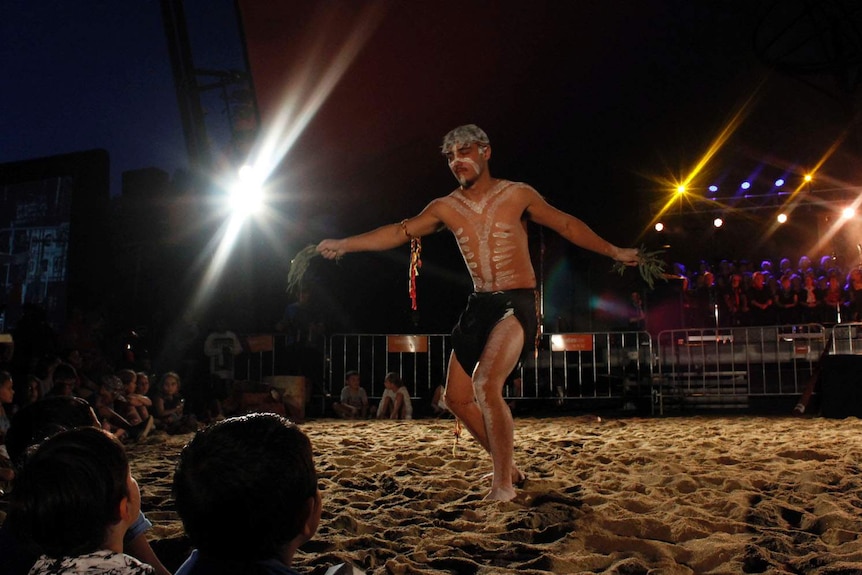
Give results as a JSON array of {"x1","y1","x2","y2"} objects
[{"x1": 318, "y1": 125, "x2": 638, "y2": 501}]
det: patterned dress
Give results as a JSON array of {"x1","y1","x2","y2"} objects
[{"x1": 28, "y1": 550, "x2": 154, "y2": 575}]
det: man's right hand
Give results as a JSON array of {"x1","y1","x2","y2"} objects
[{"x1": 317, "y1": 239, "x2": 343, "y2": 260}]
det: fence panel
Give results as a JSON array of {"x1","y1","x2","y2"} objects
[
  {"x1": 230, "y1": 324, "x2": 858, "y2": 416},
  {"x1": 654, "y1": 324, "x2": 828, "y2": 412}
]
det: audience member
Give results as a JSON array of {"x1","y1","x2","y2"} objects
[
  {"x1": 1, "y1": 396, "x2": 171, "y2": 575},
  {"x1": 798, "y1": 271, "x2": 821, "y2": 323},
  {"x1": 118, "y1": 368, "x2": 153, "y2": 424},
  {"x1": 45, "y1": 362, "x2": 76, "y2": 398},
  {"x1": 22, "y1": 374, "x2": 42, "y2": 407},
  {"x1": 202, "y1": 320, "x2": 243, "y2": 422},
  {"x1": 173, "y1": 413, "x2": 361, "y2": 575},
  {"x1": 0, "y1": 371, "x2": 14, "y2": 483},
  {"x1": 136, "y1": 371, "x2": 153, "y2": 399},
  {"x1": 628, "y1": 291, "x2": 646, "y2": 331},
  {"x1": 28, "y1": 354, "x2": 59, "y2": 400},
  {"x1": 690, "y1": 271, "x2": 717, "y2": 328},
  {"x1": 5, "y1": 427, "x2": 155, "y2": 575},
  {"x1": 0, "y1": 371, "x2": 14, "y2": 441},
  {"x1": 153, "y1": 371, "x2": 197, "y2": 434},
  {"x1": 93, "y1": 375, "x2": 153, "y2": 442},
  {"x1": 430, "y1": 385, "x2": 451, "y2": 417},
  {"x1": 773, "y1": 274, "x2": 799, "y2": 324},
  {"x1": 721, "y1": 273, "x2": 747, "y2": 327},
  {"x1": 332, "y1": 371, "x2": 368, "y2": 419},
  {"x1": 376, "y1": 372, "x2": 413, "y2": 420},
  {"x1": 846, "y1": 268, "x2": 862, "y2": 322},
  {"x1": 747, "y1": 271, "x2": 774, "y2": 326},
  {"x1": 276, "y1": 284, "x2": 327, "y2": 398},
  {"x1": 797, "y1": 255, "x2": 812, "y2": 276},
  {"x1": 822, "y1": 271, "x2": 845, "y2": 324}
]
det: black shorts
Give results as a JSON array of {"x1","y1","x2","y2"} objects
[{"x1": 451, "y1": 289, "x2": 538, "y2": 374}]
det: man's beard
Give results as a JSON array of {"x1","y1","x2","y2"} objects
[{"x1": 453, "y1": 162, "x2": 480, "y2": 188}]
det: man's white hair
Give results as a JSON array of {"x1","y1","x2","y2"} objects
[{"x1": 441, "y1": 124, "x2": 490, "y2": 152}]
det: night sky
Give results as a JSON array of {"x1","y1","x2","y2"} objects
[{"x1": 3, "y1": 1, "x2": 862, "y2": 333}]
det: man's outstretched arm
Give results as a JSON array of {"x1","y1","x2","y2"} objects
[
  {"x1": 524, "y1": 189, "x2": 638, "y2": 264},
  {"x1": 317, "y1": 206, "x2": 443, "y2": 260}
]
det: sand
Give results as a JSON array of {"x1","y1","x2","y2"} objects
[{"x1": 128, "y1": 414, "x2": 862, "y2": 575}]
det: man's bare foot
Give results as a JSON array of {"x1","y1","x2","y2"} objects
[
  {"x1": 485, "y1": 485, "x2": 517, "y2": 502},
  {"x1": 482, "y1": 468, "x2": 526, "y2": 486}
]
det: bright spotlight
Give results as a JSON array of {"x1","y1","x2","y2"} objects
[
  {"x1": 774, "y1": 178, "x2": 785, "y2": 187},
  {"x1": 713, "y1": 217, "x2": 724, "y2": 228},
  {"x1": 228, "y1": 165, "x2": 265, "y2": 218},
  {"x1": 740, "y1": 181, "x2": 751, "y2": 190},
  {"x1": 676, "y1": 185, "x2": 686, "y2": 194},
  {"x1": 708, "y1": 185, "x2": 718, "y2": 193},
  {"x1": 804, "y1": 174, "x2": 813, "y2": 182},
  {"x1": 842, "y1": 206, "x2": 856, "y2": 220},
  {"x1": 777, "y1": 213, "x2": 788, "y2": 224},
  {"x1": 655, "y1": 222, "x2": 665, "y2": 232}
]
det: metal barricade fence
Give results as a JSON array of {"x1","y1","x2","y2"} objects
[
  {"x1": 232, "y1": 325, "x2": 861, "y2": 414},
  {"x1": 233, "y1": 331, "x2": 654, "y2": 408},
  {"x1": 326, "y1": 333, "x2": 451, "y2": 400},
  {"x1": 325, "y1": 331, "x2": 654, "y2": 407},
  {"x1": 654, "y1": 324, "x2": 829, "y2": 412},
  {"x1": 831, "y1": 322, "x2": 862, "y2": 354}
]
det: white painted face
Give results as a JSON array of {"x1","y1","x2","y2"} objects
[{"x1": 445, "y1": 143, "x2": 486, "y2": 187}]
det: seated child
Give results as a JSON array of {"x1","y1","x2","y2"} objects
[
  {"x1": 118, "y1": 368, "x2": 153, "y2": 423},
  {"x1": 332, "y1": 371, "x2": 367, "y2": 419},
  {"x1": 135, "y1": 372, "x2": 152, "y2": 400},
  {"x1": 5, "y1": 427, "x2": 155, "y2": 574},
  {"x1": 0, "y1": 370, "x2": 15, "y2": 483},
  {"x1": 94, "y1": 375, "x2": 153, "y2": 442},
  {"x1": 1, "y1": 396, "x2": 171, "y2": 575},
  {"x1": 24, "y1": 374, "x2": 43, "y2": 406},
  {"x1": 173, "y1": 413, "x2": 361, "y2": 574},
  {"x1": 376, "y1": 372, "x2": 413, "y2": 420},
  {"x1": 153, "y1": 372, "x2": 197, "y2": 434},
  {"x1": 430, "y1": 385, "x2": 451, "y2": 417}
]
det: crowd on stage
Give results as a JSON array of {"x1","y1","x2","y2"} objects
[{"x1": 664, "y1": 254, "x2": 862, "y2": 329}]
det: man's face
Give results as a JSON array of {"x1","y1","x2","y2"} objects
[
  {"x1": 444, "y1": 142, "x2": 488, "y2": 188},
  {"x1": 346, "y1": 374, "x2": 360, "y2": 389},
  {"x1": 0, "y1": 378, "x2": 13, "y2": 404}
]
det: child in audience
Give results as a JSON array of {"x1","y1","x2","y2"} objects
[
  {"x1": 118, "y1": 368, "x2": 152, "y2": 423},
  {"x1": 46, "y1": 363, "x2": 76, "y2": 398},
  {"x1": 94, "y1": 375, "x2": 153, "y2": 442},
  {"x1": 173, "y1": 413, "x2": 363, "y2": 574},
  {"x1": 430, "y1": 384, "x2": 451, "y2": 417},
  {"x1": 0, "y1": 371, "x2": 14, "y2": 440},
  {"x1": 376, "y1": 372, "x2": 413, "y2": 420},
  {"x1": 1, "y1": 396, "x2": 171, "y2": 575},
  {"x1": 23, "y1": 374, "x2": 43, "y2": 406},
  {"x1": 0, "y1": 370, "x2": 14, "y2": 483},
  {"x1": 332, "y1": 371, "x2": 368, "y2": 419},
  {"x1": 136, "y1": 372, "x2": 152, "y2": 399},
  {"x1": 153, "y1": 371, "x2": 197, "y2": 434},
  {"x1": 5, "y1": 427, "x2": 155, "y2": 574}
]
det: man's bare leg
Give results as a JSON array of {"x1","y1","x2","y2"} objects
[{"x1": 445, "y1": 315, "x2": 524, "y2": 501}]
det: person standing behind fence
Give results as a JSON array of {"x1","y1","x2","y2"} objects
[
  {"x1": 203, "y1": 320, "x2": 243, "y2": 422},
  {"x1": 276, "y1": 284, "x2": 327, "y2": 403},
  {"x1": 376, "y1": 372, "x2": 413, "y2": 420}
]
